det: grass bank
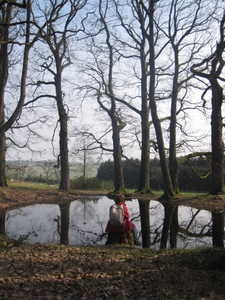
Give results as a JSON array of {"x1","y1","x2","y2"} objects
[{"x1": 1, "y1": 182, "x2": 225, "y2": 213}]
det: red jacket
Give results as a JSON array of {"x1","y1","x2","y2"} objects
[{"x1": 105, "y1": 202, "x2": 135, "y2": 233}]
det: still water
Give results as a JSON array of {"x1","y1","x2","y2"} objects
[{"x1": 3, "y1": 196, "x2": 224, "y2": 249}]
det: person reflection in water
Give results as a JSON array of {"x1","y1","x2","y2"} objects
[{"x1": 105, "y1": 194, "x2": 141, "y2": 246}]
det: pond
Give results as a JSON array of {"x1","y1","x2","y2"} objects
[{"x1": 2, "y1": 196, "x2": 225, "y2": 249}]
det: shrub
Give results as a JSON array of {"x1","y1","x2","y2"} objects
[
  {"x1": 70, "y1": 176, "x2": 101, "y2": 190},
  {"x1": 70, "y1": 176, "x2": 114, "y2": 191}
]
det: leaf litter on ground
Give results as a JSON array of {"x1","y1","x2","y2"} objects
[{"x1": 0, "y1": 236, "x2": 225, "y2": 299}]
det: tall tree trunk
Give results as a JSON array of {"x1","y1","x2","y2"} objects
[
  {"x1": 59, "y1": 111, "x2": 70, "y2": 192},
  {"x1": 211, "y1": 83, "x2": 224, "y2": 194},
  {"x1": 0, "y1": 4, "x2": 12, "y2": 187},
  {"x1": 99, "y1": 10, "x2": 125, "y2": 194},
  {"x1": 138, "y1": 119, "x2": 151, "y2": 193},
  {"x1": 138, "y1": 40, "x2": 151, "y2": 193},
  {"x1": 148, "y1": 0, "x2": 174, "y2": 198},
  {"x1": 112, "y1": 117, "x2": 125, "y2": 192},
  {"x1": 0, "y1": 134, "x2": 6, "y2": 186},
  {"x1": 169, "y1": 48, "x2": 179, "y2": 194},
  {"x1": 55, "y1": 70, "x2": 70, "y2": 193}
]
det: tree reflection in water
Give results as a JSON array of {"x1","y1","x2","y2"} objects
[
  {"x1": 212, "y1": 212, "x2": 224, "y2": 248},
  {"x1": 3, "y1": 196, "x2": 224, "y2": 249}
]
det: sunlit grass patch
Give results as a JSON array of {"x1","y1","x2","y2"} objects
[{"x1": 8, "y1": 181, "x2": 58, "y2": 190}]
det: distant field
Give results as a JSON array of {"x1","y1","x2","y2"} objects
[{"x1": 6, "y1": 161, "x2": 99, "y2": 183}]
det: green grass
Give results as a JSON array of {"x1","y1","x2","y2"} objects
[
  {"x1": 6, "y1": 182, "x2": 208, "y2": 198},
  {"x1": 180, "y1": 191, "x2": 206, "y2": 196},
  {"x1": 8, "y1": 182, "x2": 58, "y2": 190}
]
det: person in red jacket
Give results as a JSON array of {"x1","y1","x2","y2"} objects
[{"x1": 105, "y1": 194, "x2": 141, "y2": 245}]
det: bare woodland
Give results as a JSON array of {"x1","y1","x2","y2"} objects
[{"x1": 0, "y1": 0, "x2": 225, "y2": 196}]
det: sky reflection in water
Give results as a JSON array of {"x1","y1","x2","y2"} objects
[{"x1": 4, "y1": 196, "x2": 219, "y2": 249}]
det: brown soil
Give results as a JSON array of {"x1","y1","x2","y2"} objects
[{"x1": 0, "y1": 186, "x2": 106, "y2": 211}]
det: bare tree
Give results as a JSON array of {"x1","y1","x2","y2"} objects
[
  {"x1": 156, "y1": 0, "x2": 219, "y2": 194},
  {"x1": 0, "y1": 1, "x2": 31, "y2": 186},
  {"x1": 113, "y1": 0, "x2": 174, "y2": 196},
  {"x1": 96, "y1": 1, "x2": 125, "y2": 193},
  {"x1": 0, "y1": 0, "x2": 49, "y2": 186},
  {"x1": 76, "y1": 1, "x2": 127, "y2": 192},
  {"x1": 0, "y1": 1, "x2": 26, "y2": 9},
  {"x1": 30, "y1": 0, "x2": 87, "y2": 193},
  {"x1": 111, "y1": 0, "x2": 152, "y2": 193},
  {"x1": 147, "y1": 0, "x2": 174, "y2": 198},
  {"x1": 6, "y1": 161, "x2": 27, "y2": 181},
  {"x1": 38, "y1": 161, "x2": 55, "y2": 185},
  {"x1": 191, "y1": 12, "x2": 225, "y2": 195}
]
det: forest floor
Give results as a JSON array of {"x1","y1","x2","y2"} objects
[
  {"x1": 0, "y1": 184, "x2": 225, "y2": 299},
  {"x1": 0, "y1": 239, "x2": 225, "y2": 300}
]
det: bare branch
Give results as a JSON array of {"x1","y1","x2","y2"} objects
[{"x1": 0, "y1": 1, "x2": 26, "y2": 9}]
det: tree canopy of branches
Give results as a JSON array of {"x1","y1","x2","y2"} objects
[
  {"x1": 1, "y1": 0, "x2": 225, "y2": 198},
  {"x1": 0, "y1": 0, "x2": 31, "y2": 186},
  {"x1": 191, "y1": 12, "x2": 225, "y2": 195},
  {"x1": 27, "y1": 0, "x2": 87, "y2": 193}
]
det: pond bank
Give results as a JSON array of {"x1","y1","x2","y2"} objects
[{"x1": 0, "y1": 186, "x2": 225, "y2": 213}]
